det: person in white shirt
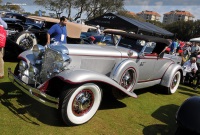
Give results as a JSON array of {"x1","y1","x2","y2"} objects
[
  {"x1": 182, "y1": 42, "x2": 191, "y2": 62},
  {"x1": 191, "y1": 42, "x2": 200, "y2": 57},
  {"x1": 96, "y1": 25, "x2": 101, "y2": 35},
  {"x1": 183, "y1": 57, "x2": 198, "y2": 85}
]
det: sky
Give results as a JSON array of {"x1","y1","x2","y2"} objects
[{"x1": 2, "y1": 0, "x2": 200, "y2": 21}]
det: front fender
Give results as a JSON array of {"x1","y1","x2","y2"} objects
[
  {"x1": 160, "y1": 64, "x2": 183, "y2": 87},
  {"x1": 18, "y1": 50, "x2": 36, "y2": 65},
  {"x1": 56, "y1": 69, "x2": 137, "y2": 98}
]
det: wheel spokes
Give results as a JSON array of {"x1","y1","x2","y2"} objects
[
  {"x1": 19, "y1": 37, "x2": 33, "y2": 50},
  {"x1": 171, "y1": 74, "x2": 178, "y2": 89},
  {"x1": 72, "y1": 90, "x2": 94, "y2": 116},
  {"x1": 120, "y1": 69, "x2": 134, "y2": 90}
]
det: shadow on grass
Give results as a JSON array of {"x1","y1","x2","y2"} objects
[
  {"x1": 134, "y1": 85, "x2": 167, "y2": 96},
  {"x1": 0, "y1": 82, "x2": 127, "y2": 127},
  {"x1": 0, "y1": 82, "x2": 63, "y2": 126},
  {"x1": 178, "y1": 85, "x2": 196, "y2": 93},
  {"x1": 99, "y1": 89, "x2": 127, "y2": 110},
  {"x1": 142, "y1": 104, "x2": 179, "y2": 135}
]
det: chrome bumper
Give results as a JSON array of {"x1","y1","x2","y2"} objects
[{"x1": 8, "y1": 68, "x2": 59, "y2": 109}]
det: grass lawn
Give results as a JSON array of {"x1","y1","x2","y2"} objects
[{"x1": 0, "y1": 62, "x2": 199, "y2": 135}]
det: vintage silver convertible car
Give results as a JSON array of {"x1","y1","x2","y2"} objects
[{"x1": 8, "y1": 31, "x2": 183, "y2": 126}]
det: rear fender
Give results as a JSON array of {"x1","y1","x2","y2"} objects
[
  {"x1": 160, "y1": 64, "x2": 183, "y2": 87},
  {"x1": 55, "y1": 69, "x2": 137, "y2": 98},
  {"x1": 110, "y1": 59, "x2": 139, "y2": 92}
]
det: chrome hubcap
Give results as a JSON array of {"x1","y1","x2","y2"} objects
[
  {"x1": 171, "y1": 74, "x2": 178, "y2": 89},
  {"x1": 120, "y1": 69, "x2": 134, "y2": 90},
  {"x1": 19, "y1": 38, "x2": 33, "y2": 50},
  {"x1": 72, "y1": 89, "x2": 94, "y2": 116}
]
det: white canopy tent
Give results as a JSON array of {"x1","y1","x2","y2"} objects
[{"x1": 190, "y1": 37, "x2": 200, "y2": 42}]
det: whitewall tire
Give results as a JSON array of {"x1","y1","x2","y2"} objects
[
  {"x1": 167, "y1": 71, "x2": 181, "y2": 94},
  {"x1": 15, "y1": 31, "x2": 37, "y2": 50},
  {"x1": 60, "y1": 83, "x2": 102, "y2": 126}
]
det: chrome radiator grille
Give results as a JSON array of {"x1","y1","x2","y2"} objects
[{"x1": 40, "y1": 48, "x2": 57, "y2": 82}]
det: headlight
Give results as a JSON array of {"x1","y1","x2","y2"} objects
[
  {"x1": 32, "y1": 44, "x2": 45, "y2": 58},
  {"x1": 29, "y1": 65, "x2": 39, "y2": 78},
  {"x1": 19, "y1": 60, "x2": 28, "y2": 71},
  {"x1": 53, "y1": 53, "x2": 71, "y2": 71}
]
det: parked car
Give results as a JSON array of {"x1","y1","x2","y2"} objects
[
  {"x1": 2, "y1": 15, "x2": 58, "y2": 60},
  {"x1": 8, "y1": 31, "x2": 183, "y2": 126},
  {"x1": 3, "y1": 14, "x2": 96, "y2": 59},
  {"x1": 83, "y1": 29, "x2": 125, "y2": 45},
  {"x1": 3, "y1": 15, "x2": 58, "y2": 50},
  {"x1": 83, "y1": 34, "x2": 114, "y2": 44}
]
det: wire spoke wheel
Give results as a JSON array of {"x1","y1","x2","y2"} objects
[{"x1": 72, "y1": 89, "x2": 94, "y2": 116}]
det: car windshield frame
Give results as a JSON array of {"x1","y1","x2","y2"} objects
[{"x1": 117, "y1": 36, "x2": 156, "y2": 54}]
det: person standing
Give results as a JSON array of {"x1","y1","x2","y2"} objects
[
  {"x1": 182, "y1": 42, "x2": 191, "y2": 62},
  {"x1": 191, "y1": 42, "x2": 200, "y2": 58},
  {"x1": 96, "y1": 25, "x2": 101, "y2": 35},
  {"x1": 46, "y1": 16, "x2": 67, "y2": 45},
  {"x1": 0, "y1": 17, "x2": 7, "y2": 79},
  {"x1": 170, "y1": 39, "x2": 178, "y2": 54}
]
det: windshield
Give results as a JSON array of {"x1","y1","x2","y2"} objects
[{"x1": 118, "y1": 37, "x2": 156, "y2": 53}]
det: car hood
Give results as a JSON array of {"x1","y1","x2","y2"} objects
[{"x1": 63, "y1": 44, "x2": 138, "y2": 58}]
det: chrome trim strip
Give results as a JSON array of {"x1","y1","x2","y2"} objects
[{"x1": 8, "y1": 68, "x2": 59, "y2": 109}]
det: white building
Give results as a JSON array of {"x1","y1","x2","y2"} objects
[
  {"x1": 163, "y1": 10, "x2": 194, "y2": 24},
  {"x1": 136, "y1": 10, "x2": 161, "y2": 21}
]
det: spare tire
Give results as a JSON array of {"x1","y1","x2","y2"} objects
[{"x1": 15, "y1": 31, "x2": 37, "y2": 50}]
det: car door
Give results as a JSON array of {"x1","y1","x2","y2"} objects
[
  {"x1": 136, "y1": 42, "x2": 158, "y2": 82},
  {"x1": 136, "y1": 55, "x2": 157, "y2": 82}
]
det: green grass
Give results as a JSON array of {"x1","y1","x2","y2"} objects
[{"x1": 0, "y1": 62, "x2": 199, "y2": 135}]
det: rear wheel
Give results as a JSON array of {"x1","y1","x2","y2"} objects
[
  {"x1": 165, "y1": 71, "x2": 181, "y2": 94},
  {"x1": 59, "y1": 83, "x2": 102, "y2": 126}
]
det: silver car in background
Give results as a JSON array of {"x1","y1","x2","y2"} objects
[{"x1": 8, "y1": 30, "x2": 183, "y2": 126}]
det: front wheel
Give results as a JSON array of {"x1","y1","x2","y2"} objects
[
  {"x1": 165, "y1": 71, "x2": 181, "y2": 94},
  {"x1": 60, "y1": 83, "x2": 102, "y2": 126}
]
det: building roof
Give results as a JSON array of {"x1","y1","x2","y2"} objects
[
  {"x1": 127, "y1": 11, "x2": 136, "y2": 16},
  {"x1": 136, "y1": 10, "x2": 161, "y2": 17},
  {"x1": 164, "y1": 10, "x2": 194, "y2": 17}
]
